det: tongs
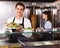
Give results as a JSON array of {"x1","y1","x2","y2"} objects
[{"x1": 18, "y1": 40, "x2": 26, "y2": 46}]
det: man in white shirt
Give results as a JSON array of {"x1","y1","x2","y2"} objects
[
  {"x1": 6, "y1": 2, "x2": 31, "y2": 29},
  {"x1": 5, "y1": 2, "x2": 33, "y2": 43}
]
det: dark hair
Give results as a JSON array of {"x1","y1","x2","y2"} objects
[
  {"x1": 42, "y1": 11, "x2": 52, "y2": 23},
  {"x1": 15, "y1": 2, "x2": 25, "y2": 10}
]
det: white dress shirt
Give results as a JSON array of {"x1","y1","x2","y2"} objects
[{"x1": 6, "y1": 17, "x2": 31, "y2": 28}]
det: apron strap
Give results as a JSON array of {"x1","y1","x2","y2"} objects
[
  {"x1": 13, "y1": 17, "x2": 15, "y2": 22},
  {"x1": 13, "y1": 17, "x2": 24, "y2": 28},
  {"x1": 22, "y1": 17, "x2": 24, "y2": 28}
]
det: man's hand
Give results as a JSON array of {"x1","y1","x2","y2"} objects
[{"x1": 15, "y1": 25, "x2": 23, "y2": 32}]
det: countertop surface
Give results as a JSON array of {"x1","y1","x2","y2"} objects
[{"x1": 0, "y1": 39, "x2": 60, "y2": 46}]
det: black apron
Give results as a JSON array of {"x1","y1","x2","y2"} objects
[
  {"x1": 9, "y1": 17, "x2": 32, "y2": 43},
  {"x1": 13, "y1": 17, "x2": 24, "y2": 28}
]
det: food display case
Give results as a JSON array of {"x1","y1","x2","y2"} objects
[{"x1": 0, "y1": 29, "x2": 60, "y2": 48}]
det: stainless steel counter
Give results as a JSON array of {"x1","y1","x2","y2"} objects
[
  {"x1": 0, "y1": 30, "x2": 60, "y2": 48},
  {"x1": 0, "y1": 39, "x2": 60, "y2": 48}
]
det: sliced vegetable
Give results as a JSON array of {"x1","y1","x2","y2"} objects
[
  {"x1": 7, "y1": 22, "x2": 20, "y2": 28},
  {"x1": 25, "y1": 27, "x2": 32, "y2": 30}
]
